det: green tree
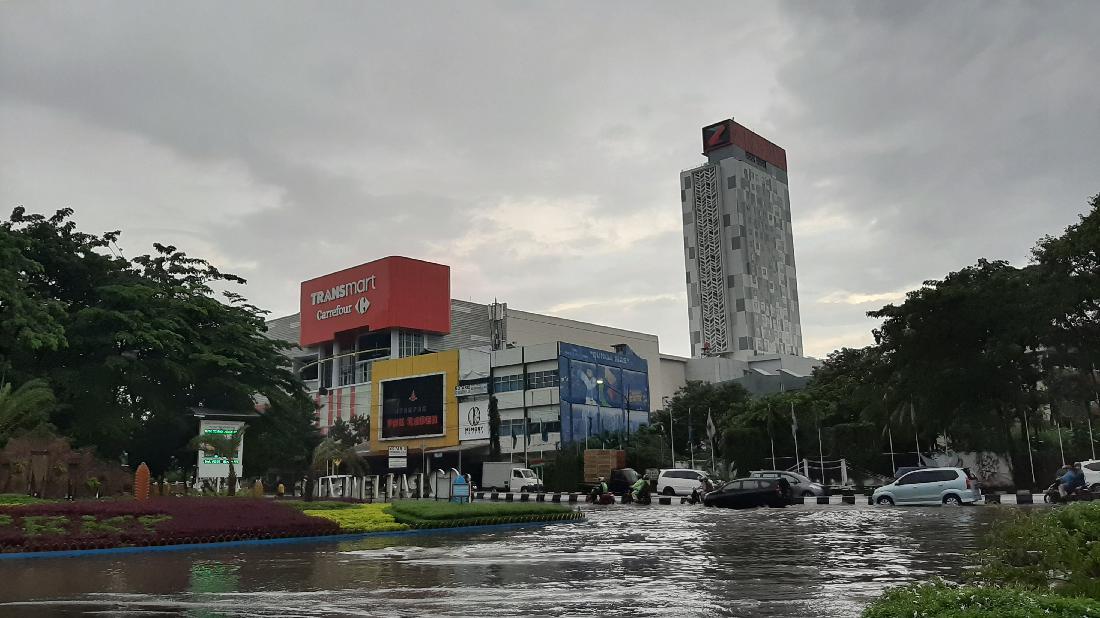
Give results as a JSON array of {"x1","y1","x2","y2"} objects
[
  {"x1": 189, "y1": 428, "x2": 245, "y2": 496},
  {"x1": 0, "y1": 379, "x2": 55, "y2": 446},
  {"x1": 1, "y1": 207, "x2": 315, "y2": 475},
  {"x1": 652, "y1": 380, "x2": 750, "y2": 460},
  {"x1": 488, "y1": 396, "x2": 501, "y2": 460}
]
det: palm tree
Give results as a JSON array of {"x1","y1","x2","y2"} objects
[
  {"x1": 0, "y1": 379, "x2": 54, "y2": 447},
  {"x1": 189, "y1": 428, "x2": 245, "y2": 496}
]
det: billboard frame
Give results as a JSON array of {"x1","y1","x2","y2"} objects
[{"x1": 377, "y1": 370, "x2": 447, "y2": 441}]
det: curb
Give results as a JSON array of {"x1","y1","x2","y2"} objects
[{"x1": 472, "y1": 491, "x2": 1052, "y2": 506}]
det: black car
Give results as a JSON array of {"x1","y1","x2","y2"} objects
[
  {"x1": 608, "y1": 468, "x2": 641, "y2": 495},
  {"x1": 703, "y1": 478, "x2": 788, "y2": 509}
]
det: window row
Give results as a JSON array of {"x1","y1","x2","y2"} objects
[{"x1": 492, "y1": 370, "x2": 560, "y2": 393}]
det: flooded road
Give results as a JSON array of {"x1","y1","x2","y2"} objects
[{"x1": 0, "y1": 504, "x2": 1024, "y2": 617}]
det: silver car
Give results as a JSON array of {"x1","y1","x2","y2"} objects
[
  {"x1": 748, "y1": 470, "x2": 827, "y2": 497},
  {"x1": 872, "y1": 467, "x2": 982, "y2": 506}
]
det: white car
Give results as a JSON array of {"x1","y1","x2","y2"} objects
[
  {"x1": 655, "y1": 469, "x2": 715, "y2": 496},
  {"x1": 1081, "y1": 460, "x2": 1100, "y2": 492}
]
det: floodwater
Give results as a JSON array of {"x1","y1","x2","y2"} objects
[{"x1": 0, "y1": 503, "x2": 1026, "y2": 617}]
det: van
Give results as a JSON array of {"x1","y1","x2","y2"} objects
[{"x1": 872, "y1": 467, "x2": 982, "y2": 506}]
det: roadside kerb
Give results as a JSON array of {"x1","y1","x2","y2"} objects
[{"x1": 472, "y1": 491, "x2": 1050, "y2": 506}]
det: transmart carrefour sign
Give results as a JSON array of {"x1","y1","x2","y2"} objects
[{"x1": 298, "y1": 257, "x2": 452, "y2": 347}]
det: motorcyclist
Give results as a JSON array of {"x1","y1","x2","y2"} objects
[
  {"x1": 588, "y1": 477, "x2": 609, "y2": 502},
  {"x1": 630, "y1": 477, "x2": 649, "y2": 503},
  {"x1": 1060, "y1": 463, "x2": 1086, "y2": 497}
]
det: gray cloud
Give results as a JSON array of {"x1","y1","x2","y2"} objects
[{"x1": 2, "y1": 1, "x2": 1097, "y2": 358}]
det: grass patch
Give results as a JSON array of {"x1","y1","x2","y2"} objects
[
  {"x1": 303, "y1": 503, "x2": 409, "y2": 533},
  {"x1": 389, "y1": 500, "x2": 583, "y2": 529},
  {"x1": 282, "y1": 500, "x2": 362, "y2": 512},
  {"x1": 862, "y1": 581, "x2": 1100, "y2": 617},
  {"x1": 0, "y1": 495, "x2": 53, "y2": 507}
]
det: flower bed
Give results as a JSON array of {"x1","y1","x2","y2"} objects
[
  {"x1": 302, "y1": 503, "x2": 409, "y2": 533},
  {"x1": 0, "y1": 494, "x2": 55, "y2": 507},
  {"x1": 389, "y1": 500, "x2": 584, "y2": 529},
  {"x1": 0, "y1": 498, "x2": 339, "y2": 553}
]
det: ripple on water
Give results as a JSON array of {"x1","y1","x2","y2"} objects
[{"x1": 0, "y1": 504, "x2": 1015, "y2": 617}]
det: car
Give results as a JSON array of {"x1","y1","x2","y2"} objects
[
  {"x1": 703, "y1": 478, "x2": 788, "y2": 509},
  {"x1": 872, "y1": 467, "x2": 982, "y2": 506},
  {"x1": 655, "y1": 468, "x2": 716, "y2": 496},
  {"x1": 1080, "y1": 460, "x2": 1100, "y2": 492},
  {"x1": 607, "y1": 468, "x2": 641, "y2": 495},
  {"x1": 748, "y1": 470, "x2": 827, "y2": 498}
]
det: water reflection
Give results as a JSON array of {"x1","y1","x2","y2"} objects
[{"x1": 0, "y1": 504, "x2": 1019, "y2": 617}]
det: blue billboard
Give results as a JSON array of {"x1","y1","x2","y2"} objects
[{"x1": 558, "y1": 343, "x2": 650, "y2": 445}]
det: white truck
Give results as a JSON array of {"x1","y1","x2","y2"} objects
[{"x1": 481, "y1": 462, "x2": 544, "y2": 493}]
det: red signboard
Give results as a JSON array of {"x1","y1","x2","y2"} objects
[
  {"x1": 702, "y1": 118, "x2": 788, "y2": 172},
  {"x1": 299, "y1": 256, "x2": 451, "y2": 347}
]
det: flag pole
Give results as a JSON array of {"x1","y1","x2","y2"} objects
[
  {"x1": 767, "y1": 405, "x2": 777, "y2": 469},
  {"x1": 791, "y1": 401, "x2": 800, "y2": 474}
]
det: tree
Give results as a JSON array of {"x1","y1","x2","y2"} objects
[
  {"x1": 244, "y1": 390, "x2": 322, "y2": 481},
  {"x1": 488, "y1": 396, "x2": 501, "y2": 460},
  {"x1": 328, "y1": 415, "x2": 370, "y2": 450},
  {"x1": 189, "y1": 428, "x2": 245, "y2": 496},
  {"x1": 0, "y1": 379, "x2": 55, "y2": 446},
  {"x1": 311, "y1": 436, "x2": 366, "y2": 476},
  {"x1": 652, "y1": 380, "x2": 751, "y2": 461},
  {"x1": 1, "y1": 207, "x2": 313, "y2": 475}
]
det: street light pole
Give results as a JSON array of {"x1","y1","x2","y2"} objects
[{"x1": 595, "y1": 378, "x2": 603, "y2": 451}]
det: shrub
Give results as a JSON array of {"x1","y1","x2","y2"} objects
[
  {"x1": 974, "y1": 502, "x2": 1100, "y2": 598},
  {"x1": 303, "y1": 504, "x2": 409, "y2": 533},
  {"x1": 862, "y1": 581, "x2": 1100, "y2": 617},
  {"x1": 282, "y1": 500, "x2": 362, "y2": 511},
  {"x1": 0, "y1": 498, "x2": 339, "y2": 552},
  {"x1": 0, "y1": 494, "x2": 52, "y2": 507}
]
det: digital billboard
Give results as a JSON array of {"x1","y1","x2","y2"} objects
[
  {"x1": 380, "y1": 373, "x2": 445, "y2": 440},
  {"x1": 557, "y1": 343, "x2": 650, "y2": 445}
]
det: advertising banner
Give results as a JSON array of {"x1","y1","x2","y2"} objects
[
  {"x1": 557, "y1": 342, "x2": 651, "y2": 445},
  {"x1": 196, "y1": 420, "x2": 245, "y2": 479},
  {"x1": 458, "y1": 399, "x2": 489, "y2": 441},
  {"x1": 380, "y1": 373, "x2": 445, "y2": 440}
]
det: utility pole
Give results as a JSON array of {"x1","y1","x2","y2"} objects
[{"x1": 689, "y1": 406, "x2": 695, "y2": 469}]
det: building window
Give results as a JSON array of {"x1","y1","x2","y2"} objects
[
  {"x1": 527, "y1": 370, "x2": 560, "y2": 390},
  {"x1": 723, "y1": 214, "x2": 730, "y2": 227},
  {"x1": 727, "y1": 176, "x2": 736, "y2": 189},
  {"x1": 492, "y1": 374, "x2": 524, "y2": 393},
  {"x1": 297, "y1": 355, "x2": 319, "y2": 381},
  {"x1": 399, "y1": 331, "x2": 424, "y2": 358}
]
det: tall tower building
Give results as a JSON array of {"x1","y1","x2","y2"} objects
[{"x1": 681, "y1": 118, "x2": 803, "y2": 360}]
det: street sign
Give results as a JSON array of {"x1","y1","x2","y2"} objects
[
  {"x1": 455, "y1": 383, "x2": 489, "y2": 397},
  {"x1": 451, "y1": 475, "x2": 470, "y2": 503},
  {"x1": 388, "y1": 446, "x2": 407, "y2": 457}
]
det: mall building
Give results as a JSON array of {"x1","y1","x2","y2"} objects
[{"x1": 265, "y1": 256, "x2": 663, "y2": 471}]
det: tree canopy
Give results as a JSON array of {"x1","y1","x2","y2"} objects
[{"x1": 0, "y1": 207, "x2": 319, "y2": 478}]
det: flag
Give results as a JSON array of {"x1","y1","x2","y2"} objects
[
  {"x1": 511, "y1": 423, "x2": 517, "y2": 449},
  {"x1": 706, "y1": 409, "x2": 717, "y2": 444},
  {"x1": 791, "y1": 405, "x2": 799, "y2": 438}
]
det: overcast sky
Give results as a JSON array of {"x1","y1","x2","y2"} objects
[{"x1": 2, "y1": 1, "x2": 1098, "y2": 359}]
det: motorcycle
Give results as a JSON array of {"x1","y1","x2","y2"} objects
[
  {"x1": 1044, "y1": 481, "x2": 1094, "y2": 504},
  {"x1": 585, "y1": 491, "x2": 615, "y2": 505}
]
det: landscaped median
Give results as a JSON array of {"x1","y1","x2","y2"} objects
[{"x1": 0, "y1": 497, "x2": 582, "y2": 554}]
